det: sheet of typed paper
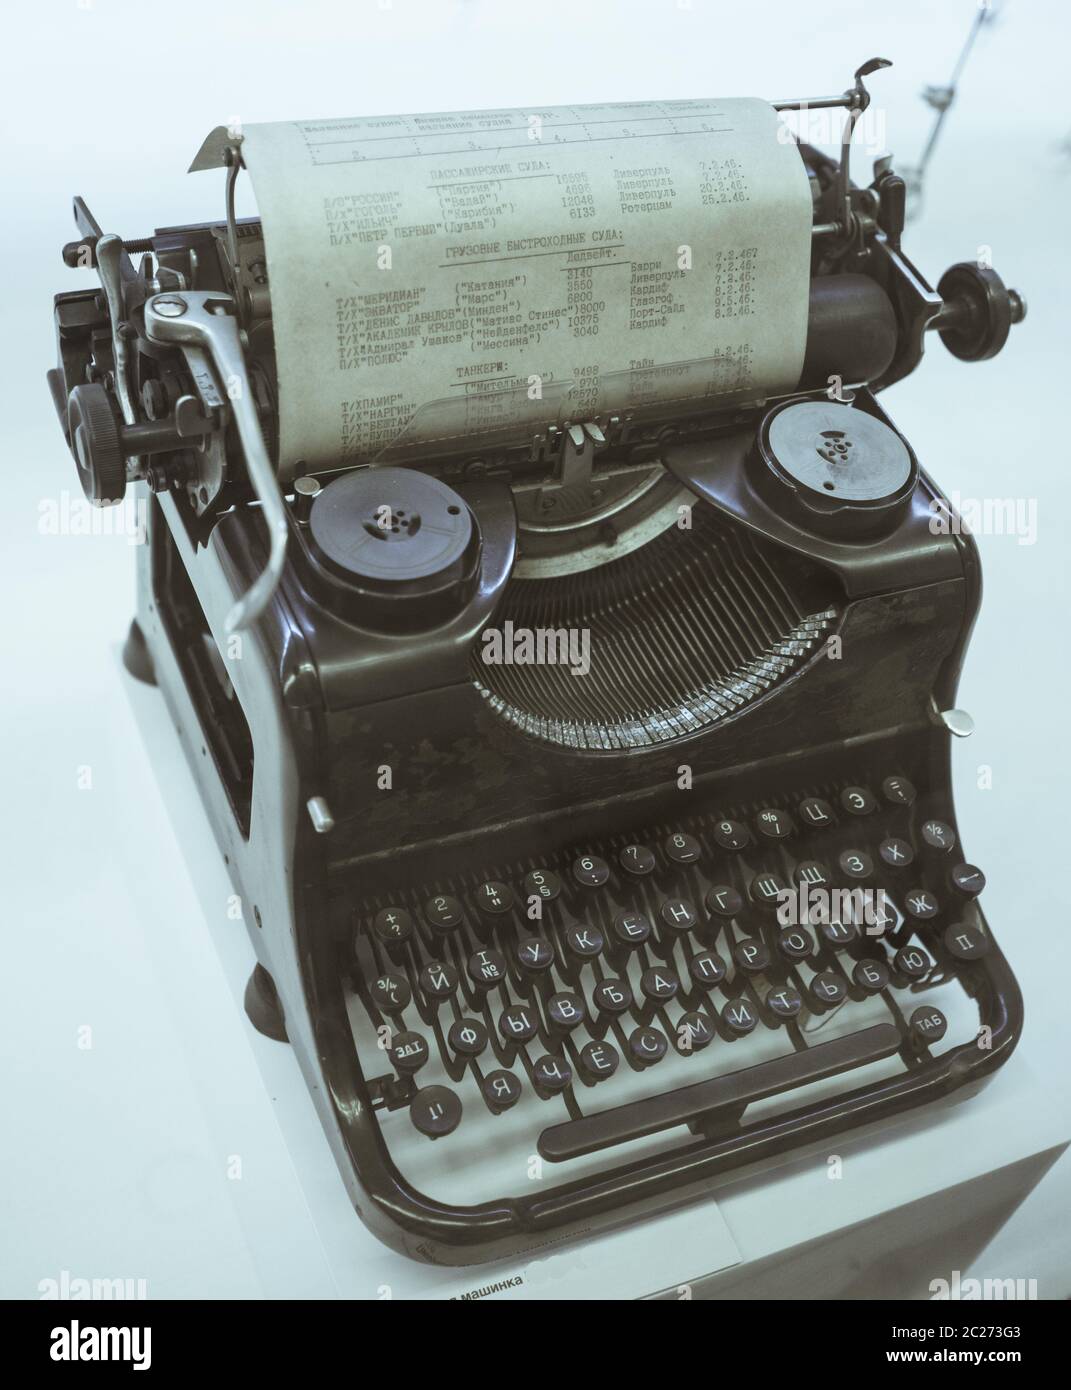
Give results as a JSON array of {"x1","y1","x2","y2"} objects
[{"x1": 192, "y1": 100, "x2": 813, "y2": 479}]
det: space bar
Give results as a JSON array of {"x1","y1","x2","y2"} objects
[{"x1": 538, "y1": 1022, "x2": 902, "y2": 1162}]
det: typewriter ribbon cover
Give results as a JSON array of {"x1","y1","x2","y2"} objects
[{"x1": 191, "y1": 99, "x2": 813, "y2": 480}]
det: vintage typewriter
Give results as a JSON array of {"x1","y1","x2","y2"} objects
[{"x1": 47, "y1": 64, "x2": 1025, "y2": 1265}]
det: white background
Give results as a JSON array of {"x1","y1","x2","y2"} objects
[{"x1": 1, "y1": 0, "x2": 1069, "y2": 1298}]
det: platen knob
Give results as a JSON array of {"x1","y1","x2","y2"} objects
[
  {"x1": 935, "y1": 262, "x2": 1026, "y2": 363},
  {"x1": 751, "y1": 398, "x2": 917, "y2": 538},
  {"x1": 67, "y1": 382, "x2": 126, "y2": 506}
]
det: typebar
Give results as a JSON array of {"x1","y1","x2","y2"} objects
[{"x1": 538, "y1": 1023, "x2": 903, "y2": 1162}]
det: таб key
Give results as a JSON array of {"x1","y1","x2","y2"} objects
[{"x1": 910, "y1": 1006, "x2": 948, "y2": 1048}]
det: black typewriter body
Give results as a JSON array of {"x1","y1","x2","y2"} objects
[{"x1": 47, "y1": 75, "x2": 1026, "y2": 1265}]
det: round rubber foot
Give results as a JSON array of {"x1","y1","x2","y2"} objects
[
  {"x1": 122, "y1": 619, "x2": 156, "y2": 686},
  {"x1": 244, "y1": 964, "x2": 289, "y2": 1043}
]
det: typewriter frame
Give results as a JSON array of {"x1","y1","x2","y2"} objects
[
  {"x1": 48, "y1": 70, "x2": 1027, "y2": 1260},
  {"x1": 125, "y1": 386, "x2": 1023, "y2": 1265}
]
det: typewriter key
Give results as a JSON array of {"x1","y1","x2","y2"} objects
[
  {"x1": 841, "y1": 786, "x2": 878, "y2": 816},
  {"x1": 920, "y1": 819, "x2": 956, "y2": 853},
  {"x1": 798, "y1": 797, "x2": 835, "y2": 828},
  {"x1": 713, "y1": 819, "x2": 751, "y2": 851},
  {"x1": 573, "y1": 854, "x2": 610, "y2": 887},
  {"x1": 564, "y1": 924, "x2": 604, "y2": 959},
  {"x1": 515, "y1": 935, "x2": 555, "y2": 973},
  {"x1": 424, "y1": 894, "x2": 463, "y2": 933},
  {"x1": 481, "y1": 1070, "x2": 522, "y2": 1112},
  {"x1": 882, "y1": 775, "x2": 917, "y2": 806},
  {"x1": 765, "y1": 985, "x2": 803, "y2": 1020},
  {"x1": 389, "y1": 1031, "x2": 430, "y2": 1075},
  {"x1": 852, "y1": 957, "x2": 890, "y2": 993},
  {"x1": 879, "y1": 837, "x2": 914, "y2": 868},
  {"x1": 721, "y1": 999, "x2": 758, "y2": 1036},
  {"x1": 869, "y1": 899, "x2": 902, "y2": 940},
  {"x1": 809, "y1": 971, "x2": 847, "y2": 1007},
  {"x1": 676, "y1": 1012, "x2": 715, "y2": 1052},
  {"x1": 448, "y1": 1018, "x2": 488, "y2": 1057},
  {"x1": 893, "y1": 945, "x2": 932, "y2": 982},
  {"x1": 547, "y1": 992, "x2": 586, "y2": 1030},
  {"x1": 628, "y1": 1026, "x2": 669, "y2": 1065},
  {"x1": 619, "y1": 844, "x2": 656, "y2": 875},
  {"x1": 943, "y1": 922, "x2": 990, "y2": 961},
  {"x1": 475, "y1": 881, "x2": 514, "y2": 915},
  {"x1": 373, "y1": 907, "x2": 413, "y2": 946},
  {"x1": 579, "y1": 1041, "x2": 621, "y2": 1080},
  {"x1": 523, "y1": 868, "x2": 561, "y2": 901},
  {"x1": 532, "y1": 1055, "x2": 572, "y2": 1095},
  {"x1": 640, "y1": 967, "x2": 680, "y2": 1001},
  {"x1": 419, "y1": 959, "x2": 458, "y2": 1000},
  {"x1": 612, "y1": 911, "x2": 651, "y2": 948},
  {"x1": 950, "y1": 863, "x2": 986, "y2": 897},
  {"x1": 904, "y1": 888, "x2": 939, "y2": 921},
  {"x1": 756, "y1": 808, "x2": 793, "y2": 840},
  {"x1": 706, "y1": 885, "x2": 743, "y2": 918},
  {"x1": 820, "y1": 918, "x2": 859, "y2": 950},
  {"x1": 778, "y1": 927, "x2": 815, "y2": 962},
  {"x1": 498, "y1": 1005, "x2": 539, "y2": 1044},
  {"x1": 410, "y1": 1086, "x2": 462, "y2": 1139},
  {"x1": 688, "y1": 951, "x2": 726, "y2": 990},
  {"x1": 664, "y1": 831, "x2": 701, "y2": 864},
  {"x1": 467, "y1": 948, "x2": 507, "y2": 988},
  {"x1": 593, "y1": 979, "x2": 633, "y2": 1015},
  {"x1": 733, "y1": 937, "x2": 770, "y2": 973},
  {"x1": 910, "y1": 1006, "x2": 948, "y2": 1046},
  {"x1": 839, "y1": 849, "x2": 873, "y2": 881},
  {"x1": 660, "y1": 899, "x2": 698, "y2": 933},
  {"x1": 794, "y1": 860, "x2": 832, "y2": 889},
  {"x1": 372, "y1": 972, "x2": 411, "y2": 1013},
  {"x1": 750, "y1": 872, "x2": 789, "y2": 909}
]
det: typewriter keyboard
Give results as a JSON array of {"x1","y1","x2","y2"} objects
[{"x1": 345, "y1": 771, "x2": 993, "y2": 1203}]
